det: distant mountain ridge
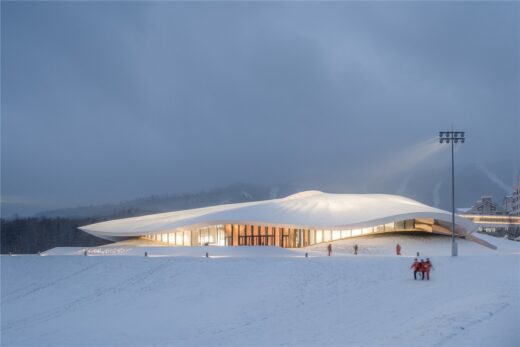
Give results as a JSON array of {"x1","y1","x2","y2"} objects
[
  {"x1": 33, "y1": 163, "x2": 518, "y2": 220},
  {"x1": 35, "y1": 183, "x2": 299, "y2": 220}
]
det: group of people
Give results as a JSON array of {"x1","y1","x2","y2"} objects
[
  {"x1": 325, "y1": 244, "x2": 434, "y2": 281},
  {"x1": 326, "y1": 244, "x2": 434, "y2": 279},
  {"x1": 410, "y1": 258, "x2": 434, "y2": 280}
]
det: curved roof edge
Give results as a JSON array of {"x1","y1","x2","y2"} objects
[{"x1": 80, "y1": 191, "x2": 477, "y2": 240}]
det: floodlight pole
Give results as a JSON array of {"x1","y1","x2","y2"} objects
[
  {"x1": 439, "y1": 131, "x2": 465, "y2": 257},
  {"x1": 451, "y1": 136, "x2": 456, "y2": 256}
]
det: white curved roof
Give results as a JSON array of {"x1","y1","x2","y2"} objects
[{"x1": 80, "y1": 191, "x2": 476, "y2": 240}]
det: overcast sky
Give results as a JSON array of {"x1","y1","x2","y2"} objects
[{"x1": 2, "y1": 1, "x2": 519, "y2": 216}]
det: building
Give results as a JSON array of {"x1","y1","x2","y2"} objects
[
  {"x1": 466, "y1": 196, "x2": 500, "y2": 215},
  {"x1": 460, "y1": 193, "x2": 520, "y2": 239},
  {"x1": 80, "y1": 191, "x2": 495, "y2": 249},
  {"x1": 466, "y1": 196, "x2": 510, "y2": 216},
  {"x1": 460, "y1": 214, "x2": 520, "y2": 239}
]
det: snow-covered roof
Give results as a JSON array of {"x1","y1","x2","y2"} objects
[{"x1": 80, "y1": 191, "x2": 477, "y2": 240}]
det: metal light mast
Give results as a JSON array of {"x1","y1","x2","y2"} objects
[{"x1": 439, "y1": 131, "x2": 465, "y2": 257}]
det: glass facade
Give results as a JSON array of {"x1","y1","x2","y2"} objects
[{"x1": 142, "y1": 219, "x2": 420, "y2": 248}]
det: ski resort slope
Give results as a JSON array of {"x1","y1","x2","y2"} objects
[{"x1": 1, "y1": 239, "x2": 519, "y2": 347}]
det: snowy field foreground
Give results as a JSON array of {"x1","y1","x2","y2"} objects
[{"x1": 1, "y1": 236, "x2": 519, "y2": 347}]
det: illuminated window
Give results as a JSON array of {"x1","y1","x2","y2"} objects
[
  {"x1": 176, "y1": 231, "x2": 184, "y2": 245},
  {"x1": 316, "y1": 230, "x2": 323, "y2": 243},
  {"x1": 324, "y1": 230, "x2": 331, "y2": 242},
  {"x1": 310, "y1": 230, "x2": 316, "y2": 244}
]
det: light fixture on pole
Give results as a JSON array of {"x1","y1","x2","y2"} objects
[{"x1": 439, "y1": 131, "x2": 465, "y2": 256}]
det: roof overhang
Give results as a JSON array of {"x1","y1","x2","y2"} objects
[{"x1": 80, "y1": 191, "x2": 477, "y2": 240}]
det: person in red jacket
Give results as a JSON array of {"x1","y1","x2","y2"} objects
[
  {"x1": 396, "y1": 243, "x2": 401, "y2": 255},
  {"x1": 419, "y1": 259, "x2": 428, "y2": 280},
  {"x1": 410, "y1": 258, "x2": 421, "y2": 280},
  {"x1": 423, "y1": 258, "x2": 433, "y2": 280},
  {"x1": 327, "y1": 244, "x2": 332, "y2": 256}
]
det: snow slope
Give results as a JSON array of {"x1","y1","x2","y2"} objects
[{"x1": 1, "y1": 237, "x2": 519, "y2": 347}]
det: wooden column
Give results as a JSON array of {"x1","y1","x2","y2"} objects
[{"x1": 233, "y1": 224, "x2": 239, "y2": 246}]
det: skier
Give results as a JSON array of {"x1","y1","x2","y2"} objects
[
  {"x1": 396, "y1": 243, "x2": 401, "y2": 256},
  {"x1": 423, "y1": 258, "x2": 433, "y2": 280},
  {"x1": 327, "y1": 244, "x2": 332, "y2": 256},
  {"x1": 410, "y1": 258, "x2": 421, "y2": 280},
  {"x1": 354, "y1": 244, "x2": 358, "y2": 255}
]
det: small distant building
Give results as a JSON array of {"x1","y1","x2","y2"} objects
[
  {"x1": 461, "y1": 194, "x2": 520, "y2": 239},
  {"x1": 466, "y1": 196, "x2": 506, "y2": 216},
  {"x1": 460, "y1": 214, "x2": 520, "y2": 239}
]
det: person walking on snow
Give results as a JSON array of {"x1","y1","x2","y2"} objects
[
  {"x1": 396, "y1": 243, "x2": 401, "y2": 255},
  {"x1": 420, "y1": 259, "x2": 428, "y2": 280},
  {"x1": 423, "y1": 258, "x2": 433, "y2": 280},
  {"x1": 327, "y1": 244, "x2": 332, "y2": 256},
  {"x1": 354, "y1": 244, "x2": 358, "y2": 255},
  {"x1": 410, "y1": 258, "x2": 421, "y2": 280}
]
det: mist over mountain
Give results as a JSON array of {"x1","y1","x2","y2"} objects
[
  {"x1": 29, "y1": 161, "x2": 516, "y2": 220},
  {"x1": 33, "y1": 183, "x2": 299, "y2": 220}
]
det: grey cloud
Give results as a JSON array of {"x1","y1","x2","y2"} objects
[{"x1": 1, "y1": 1, "x2": 519, "y2": 216}]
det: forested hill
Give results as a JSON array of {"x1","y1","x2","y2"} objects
[{"x1": 1, "y1": 217, "x2": 108, "y2": 254}]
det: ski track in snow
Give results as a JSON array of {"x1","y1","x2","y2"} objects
[
  {"x1": 383, "y1": 296, "x2": 511, "y2": 347},
  {"x1": 1, "y1": 262, "x2": 101, "y2": 304},
  {"x1": 1, "y1": 260, "x2": 173, "y2": 335},
  {"x1": 1, "y1": 237, "x2": 519, "y2": 347}
]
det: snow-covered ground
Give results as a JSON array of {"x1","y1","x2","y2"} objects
[
  {"x1": 1, "y1": 234, "x2": 519, "y2": 347},
  {"x1": 304, "y1": 232, "x2": 520, "y2": 256}
]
